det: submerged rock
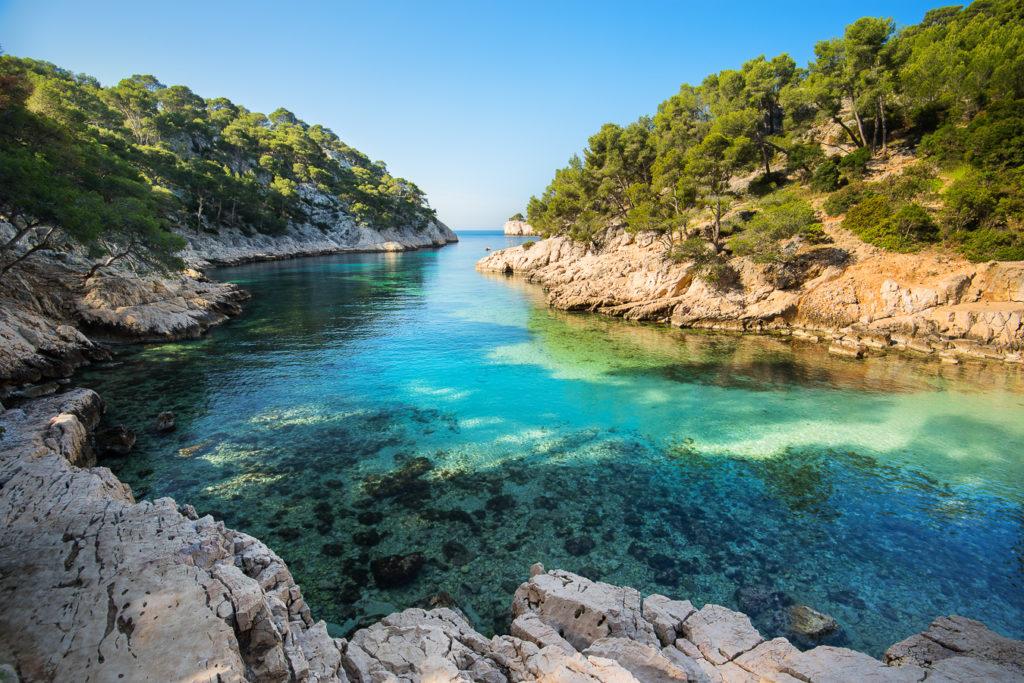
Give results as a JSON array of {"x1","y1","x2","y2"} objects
[
  {"x1": 370, "y1": 551, "x2": 426, "y2": 588},
  {"x1": 362, "y1": 456, "x2": 433, "y2": 501},
  {"x1": 789, "y1": 604, "x2": 840, "y2": 640},
  {"x1": 95, "y1": 424, "x2": 136, "y2": 456},
  {"x1": 564, "y1": 535, "x2": 596, "y2": 556},
  {"x1": 155, "y1": 411, "x2": 175, "y2": 431}
]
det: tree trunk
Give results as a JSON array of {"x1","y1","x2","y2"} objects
[
  {"x1": 852, "y1": 107, "x2": 868, "y2": 149},
  {"x1": 0, "y1": 219, "x2": 37, "y2": 257},
  {"x1": 833, "y1": 116, "x2": 863, "y2": 148},
  {"x1": 84, "y1": 240, "x2": 135, "y2": 280},
  {"x1": 711, "y1": 197, "x2": 722, "y2": 253},
  {"x1": 757, "y1": 132, "x2": 771, "y2": 177},
  {"x1": 879, "y1": 96, "x2": 889, "y2": 157},
  {"x1": 196, "y1": 196, "x2": 204, "y2": 230},
  {"x1": 0, "y1": 227, "x2": 55, "y2": 279}
]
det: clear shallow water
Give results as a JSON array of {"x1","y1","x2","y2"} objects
[{"x1": 77, "y1": 231, "x2": 1024, "y2": 656}]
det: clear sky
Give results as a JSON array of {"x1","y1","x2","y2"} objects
[{"x1": 1, "y1": 0, "x2": 942, "y2": 229}]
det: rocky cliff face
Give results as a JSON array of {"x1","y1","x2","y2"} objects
[
  {"x1": 503, "y1": 220, "x2": 536, "y2": 236},
  {"x1": 477, "y1": 224, "x2": 1024, "y2": 364},
  {"x1": 0, "y1": 248, "x2": 249, "y2": 394},
  {"x1": 179, "y1": 219, "x2": 458, "y2": 268},
  {"x1": 2, "y1": 393, "x2": 1021, "y2": 683}
]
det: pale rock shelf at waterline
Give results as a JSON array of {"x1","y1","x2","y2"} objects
[
  {"x1": 477, "y1": 224, "x2": 1024, "y2": 364},
  {"x1": 503, "y1": 220, "x2": 536, "y2": 236},
  {"x1": 2, "y1": 393, "x2": 1023, "y2": 681},
  {"x1": 178, "y1": 218, "x2": 459, "y2": 268}
]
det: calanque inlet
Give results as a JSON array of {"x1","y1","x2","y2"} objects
[{"x1": 4, "y1": 0, "x2": 1024, "y2": 680}]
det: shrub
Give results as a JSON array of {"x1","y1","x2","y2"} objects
[
  {"x1": 882, "y1": 163, "x2": 940, "y2": 203},
  {"x1": 811, "y1": 158, "x2": 842, "y2": 192},
  {"x1": 823, "y1": 182, "x2": 872, "y2": 217},
  {"x1": 958, "y1": 227, "x2": 1024, "y2": 262},
  {"x1": 730, "y1": 194, "x2": 823, "y2": 263},
  {"x1": 888, "y1": 203, "x2": 938, "y2": 243},
  {"x1": 845, "y1": 197, "x2": 939, "y2": 252},
  {"x1": 839, "y1": 147, "x2": 872, "y2": 181},
  {"x1": 522, "y1": 240, "x2": 535, "y2": 250},
  {"x1": 670, "y1": 237, "x2": 732, "y2": 282},
  {"x1": 940, "y1": 175, "x2": 998, "y2": 234}
]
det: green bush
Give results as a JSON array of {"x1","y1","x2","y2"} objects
[
  {"x1": 823, "y1": 182, "x2": 872, "y2": 216},
  {"x1": 839, "y1": 147, "x2": 872, "y2": 180},
  {"x1": 881, "y1": 163, "x2": 940, "y2": 203},
  {"x1": 522, "y1": 240, "x2": 535, "y2": 250},
  {"x1": 889, "y1": 204, "x2": 939, "y2": 243},
  {"x1": 731, "y1": 194, "x2": 823, "y2": 263},
  {"x1": 845, "y1": 196, "x2": 940, "y2": 252},
  {"x1": 810, "y1": 158, "x2": 842, "y2": 192},
  {"x1": 940, "y1": 175, "x2": 998, "y2": 234},
  {"x1": 670, "y1": 237, "x2": 733, "y2": 282},
  {"x1": 958, "y1": 227, "x2": 1024, "y2": 262}
]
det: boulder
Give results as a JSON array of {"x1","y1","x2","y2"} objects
[
  {"x1": 680, "y1": 604, "x2": 764, "y2": 665},
  {"x1": 781, "y1": 645, "x2": 927, "y2": 683},
  {"x1": 583, "y1": 638, "x2": 689, "y2": 682},
  {"x1": 155, "y1": 411, "x2": 175, "y2": 431},
  {"x1": 511, "y1": 569, "x2": 658, "y2": 651},
  {"x1": 885, "y1": 614, "x2": 1024, "y2": 674},
  {"x1": 642, "y1": 594, "x2": 696, "y2": 647},
  {"x1": 95, "y1": 424, "x2": 136, "y2": 456},
  {"x1": 370, "y1": 551, "x2": 426, "y2": 588},
  {"x1": 788, "y1": 604, "x2": 839, "y2": 640}
]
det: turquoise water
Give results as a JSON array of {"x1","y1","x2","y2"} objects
[{"x1": 78, "y1": 231, "x2": 1024, "y2": 656}]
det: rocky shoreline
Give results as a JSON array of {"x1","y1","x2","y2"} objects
[
  {"x1": 1, "y1": 390, "x2": 1022, "y2": 681},
  {"x1": 0, "y1": 219, "x2": 458, "y2": 396},
  {"x1": 178, "y1": 220, "x2": 458, "y2": 268},
  {"x1": 476, "y1": 226, "x2": 1024, "y2": 365}
]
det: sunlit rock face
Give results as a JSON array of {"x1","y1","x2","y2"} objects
[
  {"x1": 476, "y1": 227, "x2": 1024, "y2": 363},
  {"x1": 503, "y1": 220, "x2": 536, "y2": 236}
]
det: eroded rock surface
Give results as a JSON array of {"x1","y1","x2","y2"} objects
[
  {"x1": 477, "y1": 226, "x2": 1024, "y2": 363},
  {"x1": 178, "y1": 218, "x2": 458, "y2": 268}
]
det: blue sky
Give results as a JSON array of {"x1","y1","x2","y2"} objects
[{"x1": 2, "y1": 0, "x2": 942, "y2": 229}]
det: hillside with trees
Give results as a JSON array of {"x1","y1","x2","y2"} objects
[
  {"x1": 0, "y1": 56, "x2": 440, "y2": 280},
  {"x1": 523, "y1": 0, "x2": 1024, "y2": 275}
]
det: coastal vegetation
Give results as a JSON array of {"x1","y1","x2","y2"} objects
[
  {"x1": 0, "y1": 56, "x2": 437, "y2": 280},
  {"x1": 523, "y1": 0, "x2": 1024, "y2": 270}
]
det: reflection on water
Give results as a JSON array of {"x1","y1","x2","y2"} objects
[{"x1": 76, "y1": 231, "x2": 1024, "y2": 656}]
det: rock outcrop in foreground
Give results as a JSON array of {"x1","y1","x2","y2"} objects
[
  {"x1": 3, "y1": 390, "x2": 1023, "y2": 681},
  {"x1": 477, "y1": 226, "x2": 1024, "y2": 364},
  {"x1": 503, "y1": 220, "x2": 537, "y2": 236}
]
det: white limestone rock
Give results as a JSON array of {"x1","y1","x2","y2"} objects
[
  {"x1": 511, "y1": 569, "x2": 659, "y2": 651},
  {"x1": 680, "y1": 604, "x2": 765, "y2": 666},
  {"x1": 781, "y1": 645, "x2": 927, "y2": 683},
  {"x1": 885, "y1": 614, "x2": 1024, "y2": 675},
  {"x1": 642, "y1": 594, "x2": 696, "y2": 647},
  {"x1": 583, "y1": 637, "x2": 689, "y2": 682}
]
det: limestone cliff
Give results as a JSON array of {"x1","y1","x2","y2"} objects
[
  {"x1": 178, "y1": 215, "x2": 458, "y2": 268},
  {"x1": 477, "y1": 224, "x2": 1024, "y2": 364},
  {"x1": 503, "y1": 220, "x2": 536, "y2": 236}
]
